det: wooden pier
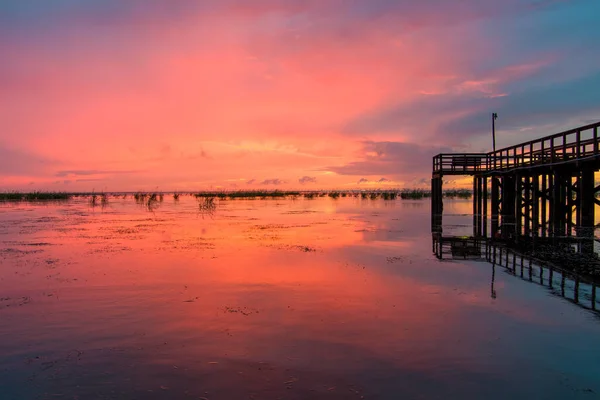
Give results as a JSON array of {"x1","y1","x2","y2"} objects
[{"x1": 432, "y1": 121, "x2": 600, "y2": 252}]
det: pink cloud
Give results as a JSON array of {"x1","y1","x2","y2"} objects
[{"x1": 0, "y1": 1, "x2": 593, "y2": 190}]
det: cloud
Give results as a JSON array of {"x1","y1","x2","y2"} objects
[
  {"x1": 0, "y1": 145, "x2": 57, "y2": 176},
  {"x1": 435, "y1": 71, "x2": 600, "y2": 141},
  {"x1": 260, "y1": 178, "x2": 285, "y2": 185},
  {"x1": 160, "y1": 144, "x2": 171, "y2": 155},
  {"x1": 75, "y1": 178, "x2": 104, "y2": 182},
  {"x1": 356, "y1": 177, "x2": 395, "y2": 185},
  {"x1": 341, "y1": 58, "x2": 563, "y2": 144},
  {"x1": 298, "y1": 176, "x2": 317, "y2": 184},
  {"x1": 55, "y1": 169, "x2": 136, "y2": 177},
  {"x1": 1, "y1": 0, "x2": 599, "y2": 190},
  {"x1": 246, "y1": 179, "x2": 256, "y2": 185},
  {"x1": 329, "y1": 141, "x2": 452, "y2": 181}
]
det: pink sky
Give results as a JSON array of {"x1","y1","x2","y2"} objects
[{"x1": 1, "y1": 1, "x2": 599, "y2": 191}]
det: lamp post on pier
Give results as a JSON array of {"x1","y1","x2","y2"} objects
[{"x1": 492, "y1": 112, "x2": 498, "y2": 152}]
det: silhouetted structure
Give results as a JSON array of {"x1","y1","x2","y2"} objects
[
  {"x1": 431, "y1": 121, "x2": 600, "y2": 314},
  {"x1": 432, "y1": 121, "x2": 600, "y2": 254}
]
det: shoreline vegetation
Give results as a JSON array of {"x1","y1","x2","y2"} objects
[{"x1": 0, "y1": 189, "x2": 474, "y2": 202}]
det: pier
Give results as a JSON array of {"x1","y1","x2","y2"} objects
[
  {"x1": 431, "y1": 121, "x2": 600, "y2": 313},
  {"x1": 432, "y1": 121, "x2": 600, "y2": 252}
]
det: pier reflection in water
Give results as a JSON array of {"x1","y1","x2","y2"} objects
[{"x1": 433, "y1": 234, "x2": 600, "y2": 312}]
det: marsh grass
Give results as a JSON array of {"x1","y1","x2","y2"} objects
[
  {"x1": 132, "y1": 192, "x2": 160, "y2": 211},
  {"x1": 195, "y1": 190, "x2": 301, "y2": 200},
  {"x1": 400, "y1": 190, "x2": 431, "y2": 199},
  {"x1": 444, "y1": 189, "x2": 472, "y2": 199},
  {"x1": 0, "y1": 192, "x2": 72, "y2": 202},
  {"x1": 198, "y1": 197, "x2": 217, "y2": 217},
  {"x1": 0, "y1": 188, "x2": 470, "y2": 206},
  {"x1": 146, "y1": 193, "x2": 160, "y2": 211}
]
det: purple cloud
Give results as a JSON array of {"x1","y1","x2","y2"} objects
[
  {"x1": 55, "y1": 169, "x2": 136, "y2": 177},
  {"x1": 298, "y1": 176, "x2": 317, "y2": 184},
  {"x1": 260, "y1": 178, "x2": 285, "y2": 185},
  {"x1": 330, "y1": 141, "x2": 452, "y2": 182},
  {"x1": 0, "y1": 145, "x2": 57, "y2": 176}
]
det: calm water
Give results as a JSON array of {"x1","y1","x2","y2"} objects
[{"x1": 1, "y1": 196, "x2": 599, "y2": 400}]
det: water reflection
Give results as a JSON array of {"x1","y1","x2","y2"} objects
[
  {"x1": 1, "y1": 197, "x2": 600, "y2": 399},
  {"x1": 432, "y1": 204, "x2": 600, "y2": 314}
]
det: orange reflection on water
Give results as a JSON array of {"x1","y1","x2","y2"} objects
[{"x1": 1, "y1": 197, "x2": 599, "y2": 399}]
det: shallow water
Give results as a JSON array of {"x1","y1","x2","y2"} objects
[{"x1": 1, "y1": 196, "x2": 599, "y2": 400}]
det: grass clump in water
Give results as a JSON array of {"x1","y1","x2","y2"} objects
[{"x1": 198, "y1": 197, "x2": 217, "y2": 216}]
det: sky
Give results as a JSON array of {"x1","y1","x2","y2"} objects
[{"x1": 1, "y1": 0, "x2": 600, "y2": 191}]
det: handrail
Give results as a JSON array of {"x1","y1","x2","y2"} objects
[{"x1": 433, "y1": 121, "x2": 600, "y2": 173}]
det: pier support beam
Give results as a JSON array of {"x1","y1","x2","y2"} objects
[
  {"x1": 579, "y1": 166, "x2": 595, "y2": 254},
  {"x1": 491, "y1": 177, "x2": 500, "y2": 237},
  {"x1": 483, "y1": 177, "x2": 488, "y2": 237},
  {"x1": 516, "y1": 174, "x2": 523, "y2": 238},
  {"x1": 502, "y1": 176, "x2": 516, "y2": 239},
  {"x1": 552, "y1": 172, "x2": 568, "y2": 238},
  {"x1": 431, "y1": 177, "x2": 443, "y2": 233},
  {"x1": 541, "y1": 174, "x2": 547, "y2": 238},
  {"x1": 532, "y1": 174, "x2": 540, "y2": 239}
]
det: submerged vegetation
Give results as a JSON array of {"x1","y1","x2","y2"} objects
[
  {"x1": 194, "y1": 190, "x2": 301, "y2": 199},
  {"x1": 132, "y1": 192, "x2": 162, "y2": 211},
  {"x1": 0, "y1": 192, "x2": 72, "y2": 201},
  {"x1": 445, "y1": 189, "x2": 472, "y2": 199},
  {"x1": 0, "y1": 189, "x2": 473, "y2": 204},
  {"x1": 198, "y1": 197, "x2": 216, "y2": 213}
]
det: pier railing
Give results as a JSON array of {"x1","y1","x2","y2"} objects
[
  {"x1": 433, "y1": 121, "x2": 600, "y2": 175},
  {"x1": 432, "y1": 153, "x2": 487, "y2": 175}
]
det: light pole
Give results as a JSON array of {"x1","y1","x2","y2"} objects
[{"x1": 492, "y1": 112, "x2": 498, "y2": 152}]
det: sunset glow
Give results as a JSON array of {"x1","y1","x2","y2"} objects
[{"x1": 2, "y1": 1, "x2": 599, "y2": 190}]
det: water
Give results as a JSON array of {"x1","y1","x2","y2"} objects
[{"x1": 1, "y1": 196, "x2": 599, "y2": 399}]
